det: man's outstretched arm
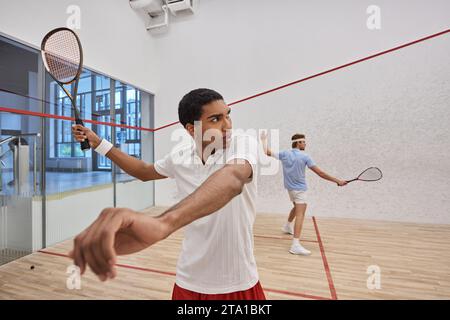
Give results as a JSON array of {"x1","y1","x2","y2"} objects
[
  {"x1": 309, "y1": 165, "x2": 347, "y2": 186},
  {"x1": 158, "y1": 161, "x2": 252, "y2": 232},
  {"x1": 72, "y1": 124, "x2": 167, "y2": 181},
  {"x1": 69, "y1": 161, "x2": 253, "y2": 281}
]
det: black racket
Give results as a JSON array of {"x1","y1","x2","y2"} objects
[
  {"x1": 346, "y1": 167, "x2": 383, "y2": 183},
  {"x1": 41, "y1": 27, "x2": 90, "y2": 151}
]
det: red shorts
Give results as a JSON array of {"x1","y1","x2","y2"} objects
[{"x1": 172, "y1": 281, "x2": 266, "y2": 300}]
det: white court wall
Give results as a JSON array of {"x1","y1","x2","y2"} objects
[
  {"x1": 116, "y1": 180, "x2": 154, "y2": 211},
  {"x1": 153, "y1": 0, "x2": 450, "y2": 224}
]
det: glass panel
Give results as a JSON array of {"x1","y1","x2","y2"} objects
[
  {"x1": 44, "y1": 71, "x2": 114, "y2": 247},
  {"x1": 57, "y1": 143, "x2": 72, "y2": 158},
  {"x1": 97, "y1": 117, "x2": 112, "y2": 170},
  {"x1": 93, "y1": 75, "x2": 112, "y2": 171},
  {"x1": 113, "y1": 83, "x2": 142, "y2": 184},
  {"x1": 0, "y1": 33, "x2": 154, "y2": 260},
  {"x1": 0, "y1": 36, "x2": 42, "y2": 265},
  {"x1": 114, "y1": 89, "x2": 154, "y2": 212}
]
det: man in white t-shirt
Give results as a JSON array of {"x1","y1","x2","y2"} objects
[{"x1": 70, "y1": 88, "x2": 265, "y2": 300}]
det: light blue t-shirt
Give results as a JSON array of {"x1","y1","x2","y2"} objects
[{"x1": 274, "y1": 149, "x2": 316, "y2": 191}]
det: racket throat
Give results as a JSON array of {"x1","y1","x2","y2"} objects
[{"x1": 69, "y1": 83, "x2": 81, "y2": 121}]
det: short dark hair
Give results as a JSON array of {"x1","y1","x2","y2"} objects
[
  {"x1": 291, "y1": 133, "x2": 305, "y2": 148},
  {"x1": 178, "y1": 88, "x2": 224, "y2": 127}
]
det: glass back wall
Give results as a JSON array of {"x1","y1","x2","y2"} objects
[{"x1": 1, "y1": 34, "x2": 154, "y2": 258}]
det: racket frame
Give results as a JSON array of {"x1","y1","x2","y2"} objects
[
  {"x1": 346, "y1": 167, "x2": 383, "y2": 183},
  {"x1": 41, "y1": 27, "x2": 90, "y2": 150}
]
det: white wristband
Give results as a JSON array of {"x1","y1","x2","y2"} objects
[{"x1": 94, "y1": 139, "x2": 113, "y2": 156}]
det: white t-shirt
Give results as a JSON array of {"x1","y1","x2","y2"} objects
[{"x1": 154, "y1": 134, "x2": 259, "y2": 294}]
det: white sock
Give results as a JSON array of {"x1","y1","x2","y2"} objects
[
  {"x1": 285, "y1": 221, "x2": 292, "y2": 227},
  {"x1": 292, "y1": 238, "x2": 300, "y2": 246}
]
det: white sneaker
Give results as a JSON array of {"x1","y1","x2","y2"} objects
[
  {"x1": 282, "y1": 224, "x2": 294, "y2": 235},
  {"x1": 289, "y1": 244, "x2": 311, "y2": 256}
]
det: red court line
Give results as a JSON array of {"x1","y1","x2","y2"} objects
[
  {"x1": 312, "y1": 216, "x2": 338, "y2": 300},
  {"x1": 154, "y1": 120, "x2": 180, "y2": 131},
  {"x1": 38, "y1": 250, "x2": 176, "y2": 276},
  {"x1": 0, "y1": 88, "x2": 82, "y2": 113},
  {"x1": 0, "y1": 106, "x2": 155, "y2": 132},
  {"x1": 254, "y1": 234, "x2": 318, "y2": 243},
  {"x1": 148, "y1": 28, "x2": 450, "y2": 131},
  {"x1": 227, "y1": 29, "x2": 450, "y2": 108},
  {"x1": 263, "y1": 288, "x2": 331, "y2": 300},
  {"x1": 37, "y1": 249, "x2": 329, "y2": 300},
  {"x1": 2, "y1": 29, "x2": 449, "y2": 132},
  {"x1": 38, "y1": 250, "x2": 69, "y2": 259}
]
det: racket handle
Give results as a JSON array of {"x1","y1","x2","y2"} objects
[
  {"x1": 75, "y1": 118, "x2": 91, "y2": 151},
  {"x1": 80, "y1": 139, "x2": 91, "y2": 151},
  {"x1": 346, "y1": 178, "x2": 358, "y2": 183}
]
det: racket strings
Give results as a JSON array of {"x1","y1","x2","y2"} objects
[
  {"x1": 43, "y1": 30, "x2": 80, "y2": 83},
  {"x1": 357, "y1": 167, "x2": 382, "y2": 181}
]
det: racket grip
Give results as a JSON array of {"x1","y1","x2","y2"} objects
[
  {"x1": 75, "y1": 118, "x2": 91, "y2": 151},
  {"x1": 80, "y1": 139, "x2": 91, "y2": 151}
]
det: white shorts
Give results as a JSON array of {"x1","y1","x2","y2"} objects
[{"x1": 288, "y1": 190, "x2": 307, "y2": 204}]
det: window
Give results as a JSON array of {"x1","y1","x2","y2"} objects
[
  {"x1": 47, "y1": 73, "x2": 143, "y2": 171},
  {"x1": 115, "y1": 83, "x2": 142, "y2": 160}
]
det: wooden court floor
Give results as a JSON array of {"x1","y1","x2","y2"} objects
[{"x1": 0, "y1": 206, "x2": 449, "y2": 300}]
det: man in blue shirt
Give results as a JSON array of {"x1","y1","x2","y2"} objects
[{"x1": 261, "y1": 132, "x2": 347, "y2": 255}]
